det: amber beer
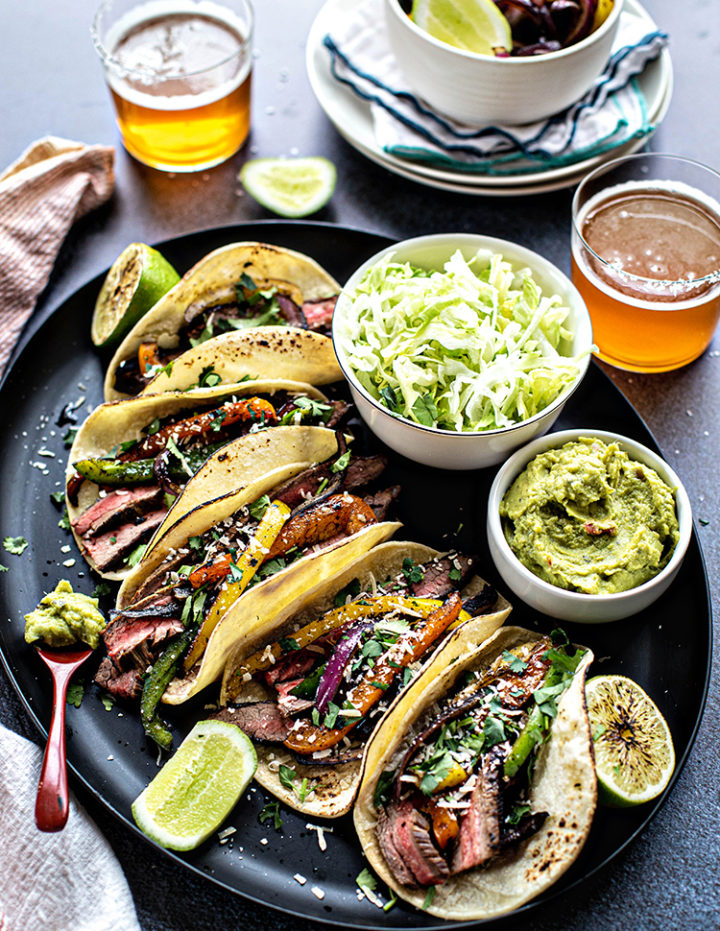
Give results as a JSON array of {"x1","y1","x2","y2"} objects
[
  {"x1": 571, "y1": 156, "x2": 720, "y2": 373},
  {"x1": 96, "y1": 1, "x2": 253, "y2": 171}
]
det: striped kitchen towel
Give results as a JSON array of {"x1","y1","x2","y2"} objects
[
  {"x1": 324, "y1": 0, "x2": 668, "y2": 174},
  {"x1": 0, "y1": 137, "x2": 115, "y2": 377}
]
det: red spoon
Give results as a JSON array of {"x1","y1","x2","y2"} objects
[{"x1": 34, "y1": 644, "x2": 93, "y2": 832}]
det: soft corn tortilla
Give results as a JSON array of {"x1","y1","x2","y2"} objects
[
  {"x1": 141, "y1": 328, "x2": 342, "y2": 396},
  {"x1": 219, "y1": 542, "x2": 512, "y2": 819},
  {"x1": 104, "y1": 241, "x2": 341, "y2": 401},
  {"x1": 115, "y1": 426, "x2": 400, "y2": 704},
  {"x1": 354, "y1": 626, "x2": 596, "y2": 921},
  {"x1": 67, "y1": 385, "x2": 332, "y2": 579}
]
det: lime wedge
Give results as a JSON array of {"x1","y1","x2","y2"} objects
[
  {"x1": 586, "y1": 675, "x2": 675, "y2": 808},
  {"x1": 91, "y1": 243, "x2": 180, "y2": 349},
  {"x1": 131, "y1": 719, "x2": 257, "y2": 850},
  {"x1": 239, "y1": 157, "x2": 336, "y2": 218},
  {"x1": 411, "y1": 0, "x2": 512, "y2": 54}
]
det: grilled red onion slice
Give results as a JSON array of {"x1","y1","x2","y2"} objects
[{"x1": 314, "y1": 620, "x2": 374, "y2": 714}]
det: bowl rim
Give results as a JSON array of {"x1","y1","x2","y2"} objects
[
  {"x1": 487, "y1": 427, "x2": 693, "y2": 605},
  {"x1": 385, "y1": 0, "x2": 625, "y2": 63},
  {"x1": 332, "y1": 232, "x2": 593, "y2": 440}
]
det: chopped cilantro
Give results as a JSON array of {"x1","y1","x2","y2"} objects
[
  {"x1": 237, "y1": 272, "x2": 257, "y2": 293},
  {"x1": 402, "y1": 667, "x2": 413, "y2": 687},
  {"x1": 333, "y1": 578, "x2": 361, "y2": 607},
  {"x1": 279, "y1": 636, "x2": 300, "y2": 652},
  {"x1": 58, "y1": 508, "x2": 71, "y2": 531},
  {"x1": 278, "y1": 764, "x2": 297, "y2": 791},
  {"x1": 356, "y1": 868, "x2": 377, "y2": 892},
  {"x1": 66, "y1": 681, "x2": 84, "y2": 708},
  {"x1": 502, "y1": 650, "x2": 528, "y2": 674},
  {"x1": 101, "y1": 694, "x2": 115, "y2": 711},
  {"x1": 506, "y1": 802, "x2": 531, "y2": 826},
  {"x1": 421, "y1": 886, "x2": 436, "y2": 910},
  {"x1": 228, "y1": 561, "x2": 246, "y2": 583},
  {"x1": 248, "y1": 494, "x2": 271, "y2": 520},
  {"x1": 331, "y1": 450, "x2": 351, "y2": 473},
  {"x1": 197, "y1": 365, "x2": 222, "y2": 388},
  {"x1": 259, "y1": 801, "x2": 283, "y2": 831},
  {"x1": 401, "y1": 557, "x2": 424, "y2": 584},
  {"x1": 448, "y1": 565, "x2": 462, "y2": 581},
  {"x1": 3, "y1": 536, "x2": 28, "y2": 556},
  {"x1": 166, "y1": 437, "x2": 193, "y2": 476},
  {"x1": 323, "y1": 701, "x2": 340, "y2": 729},
  {"x1": 419, "y1": 751, "x2": 454, "y2": 795},
  {"x1": 163, "y1": 492, "x2": 177, "y2": 509},
  {"x1": 188, "y1": 535, "x2": 204, "y2": 552},
  {"x1": 483, "y1": 715, "x2": 506, "y2": 747},
  {"x1": 63, "y1": 427, "x2": 78, "y2": 448},
  {"x1": 92, "y1": 582, "x2": 113, "y2": 599},
  {"x1": 50, "y1": 490, "x2": 65, "y2": 505},
  {"x1": 370, "y1": 680, "x2": 390, "y2": 691},
  {"x1": 145, "y1": 417, "x2": 161, "y2": 436},
  {"x1": 550, "y1": 627, "x2": 570, "y2": 645},
  {"x1": 0, "y1": 565, "x2": 7, "y2": 573}
]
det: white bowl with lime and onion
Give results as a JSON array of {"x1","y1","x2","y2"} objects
[
  {"x1": 332, "y1": 233, "x2": 593, "y2": 470},
  {"x1": 487, "y1": 429, "x2": 692, "y2": 622}
]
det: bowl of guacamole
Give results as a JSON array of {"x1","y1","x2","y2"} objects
[{"x1": 487, "y1": 429, "x2": 692, "y2": 622}]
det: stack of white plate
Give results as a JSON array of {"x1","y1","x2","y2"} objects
[{"x1": 306, "y1": 0, "x2": 673, "y2": 197}]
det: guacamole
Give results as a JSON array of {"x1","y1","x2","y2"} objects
[
  {"x1": 24, "y1": 580, "x2": 107, "y2": 649},
  {"x1": 500, "y1": 438, "x2": 679, "y2": 594}
]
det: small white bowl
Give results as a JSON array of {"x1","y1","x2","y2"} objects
[
  {"x1": 487, "y1": 429, "x2": 692, "y2": 622},
  {"x1": 332, "y1": 233, "x2": 592, "y2": 470},
  {"x1": 384, "y1": 0, "x2": 625, "y2": 125}
]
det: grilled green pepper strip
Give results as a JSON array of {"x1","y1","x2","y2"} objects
[
  {"x1": 503, "y1": 648, "x2": 584, "y2": 778},
  {"x1": 140, "y1": 629, "x2": 194, "y2": 750},
  {"x1": 73, "y1": 442, "x2": 225, "y2": 487}
]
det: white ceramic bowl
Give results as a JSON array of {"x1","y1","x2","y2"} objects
[
  {"x1": 487, "y1": 428, "x2": 692, "y2": 622},
  {"x1": 332, "y1": 233, "x2": 593, "y2": 470},
  {"x1": 384, "y1": 0, "x2": 625, "y2": 125}
]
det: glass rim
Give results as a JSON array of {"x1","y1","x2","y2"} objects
[
  {"x1": 572, "y1": 152, "x2": 720, "y2": 289},
  {"x1": 92, "y1": 0, "x2": 254, "y2": 82}
]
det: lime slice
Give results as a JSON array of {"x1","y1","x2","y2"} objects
[
  {"x1": 131, "y1": 719, "x2": 257, "y2": 850},
  {"x1": 411, "y1": 0, "x2": 512, "y2": 54},
  {"x1": 239, "y1": 157, "x2": 336, "y2": 218},
  {"x1": 91, "y1": 243, "x2": 180, "y2": 349},
  {"x1": 586, "y1": 675, "x2": 675, "y2": 808}
]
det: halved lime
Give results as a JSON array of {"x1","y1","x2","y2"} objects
[
  {"x1": 131, "y1": 719, "x2": 257, "y2": 851},
  {"x1": 411, "y1": 0, "x2": 512, "y2": 54},
  {"x1": 586, "y1": 675, "x2": 675, "y2": 808},
  {"x1": 239, "y1": 157, "x2": 336, "y2": 218},
  {"x1": 91, "y1": 243, "x2": 180, "y2": 349}
]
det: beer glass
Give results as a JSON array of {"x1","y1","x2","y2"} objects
[
  {"x1": 571, "y1": 154, "x2": 720, "y2": 372},
  {"x1": 93, "y1": 0, "x2": 254, "y2": 172}
]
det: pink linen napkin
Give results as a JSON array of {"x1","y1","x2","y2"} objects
[{"x1": 0, "y1": 137, "x2": 115, "y2": 377}]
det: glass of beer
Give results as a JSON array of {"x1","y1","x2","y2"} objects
[
  {"x1": 571, "y1": 154, "x2": 720, "y2": 372},
  {"x1": 92, "y1": 0, "x2": 253, "y2": 172}
]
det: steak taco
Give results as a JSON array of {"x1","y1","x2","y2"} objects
[
  {"x1": 354, "y1": 626, "x2": 596, "y2": 920},
  {"x1": 66, "y1": 383, "x2": 348, "y2": 579},
  {"x1": 104, "y1": 242, "x2": 342, "y2": 400},
  {"x1": 96, "y1": 431, "x2": 402, "y2": 744},
  {"x1": 214, "y1": 542, "x2": 511, "y2": 819}
]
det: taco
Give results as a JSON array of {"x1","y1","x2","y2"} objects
[
  {"x1": 213, "y1": 542, "x2": 512, "y2": 819},
  {"x1": 95, "y1": 430, "x2": 402, "y2": 731},
  {"x1": 66, "y1": 382, "x2": 349, "y2": 579},
  {"x1": 103, "y1": 241, "x2": 341, "y2": 400},
  {"x1": 353, "y1": 626, "x2": 596, "y2": 921}
]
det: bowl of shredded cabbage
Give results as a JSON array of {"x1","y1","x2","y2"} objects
[{"x1": 333, "y1": 233, "x2": 593, "y2": 469}]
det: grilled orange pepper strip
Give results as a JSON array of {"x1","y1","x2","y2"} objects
[
  {"x1": 188, "y1": 553, "x2": 234, "y2": 590},
  {"x1": 125, "y1": 397, "x2": 277, "y2": 461},
  {"x1": 265, "y1": 493, "x2": 376, "y2": 560},
  {"x1": 282, "y1": 592, "x2": 463, "y2": 754},
  {"x1": 183, "y1": 500, "x2": 291, "y2": 672},
  {"x1": 138, "y1": 342, "x2": 161, "y2": 374}
]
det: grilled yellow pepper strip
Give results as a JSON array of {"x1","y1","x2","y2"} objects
[{"x1": 183, "y1": 500, "x2": 291, "y2": 672}]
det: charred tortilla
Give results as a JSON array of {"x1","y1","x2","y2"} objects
[
  {"x1": 216, "y1": 542, "x2": 512, "y2": 819},
  {"x1": 354, "y1": 626, "x2": 596, "y2": 920},
  {"x1": 103, "y1": 241, "x2": 342, "y2": 401}
]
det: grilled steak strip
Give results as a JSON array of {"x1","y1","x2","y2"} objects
[
  {"x1": 462, "y1": 585, "x2": 498, "y2": 617},
  {"x1": 451, "y1": 748, "x2": 503, "y2": 875},
  {"x1": 410, "y1": 554, "x2": 476, "y2": 599},
  {"x1": 364, "y1": 485, "x2": 402, "y2": 521},
  {"x1": 72, "y1": 485, "x2": 164, "y2": 538},
  {"x1": 212, "y1": 702, "x2": 294, "y2": 743},
  {"x1": 80, "y1": 508, "x2": 168, "y2": 572},
  {"x1": 377, "y1": 806, "x2": 420, "y2": 887},
  {"x1": 95, "y1": 657, "x2": 143, "y2": 703},
  {"x1": 302, "y1": 296, "x2": 337, "y2": 333},
  {"x1": 382, "y1": 799, "x2": 450, "y2": 886}
]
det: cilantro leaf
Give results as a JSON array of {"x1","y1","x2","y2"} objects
[
  {"x1": 278, "y1": 764, "x2": 296, "y2": 791},
  {"x1": 50, "y1": 490, "x2": 65, "y2": 506},
  {"x1": 3, "y1": 536, "x2": 28, "y2": 556},
  {"x1": 356, "y1": 868, "x2": 377, "y2": 892},
  {"x1": 248, "y1": 494, "x2": 271, "y2": 520},
  {"x1": 259, "y1": 801, "x2": 283, "y2": 831},
  {"x1": 502, "y1": 649, "x2": 528, "y2": 674},
  {"x1": 92, "y1": 581, "x2": 113, "y2": 599},
  {"x1": 63, "y1": 427, "x2": 78, "y2": 448},
  {"x1": 333, "y1": 578, "x2": 361, "y2": 607},
  {"x1": 483, "y1": 715, "x2": 506, "y2": 747},
  {"x1": 101, "y1": 694, "x2": 115, "y2": 711},
  {"x1": 331, "y1": 450, "x2": 351, "y2": 473},
  {"x1": 66, "y1": 681, "x2": 84, "y2": 708}
]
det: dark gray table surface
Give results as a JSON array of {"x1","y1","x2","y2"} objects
[{"x1": 1, "y1": 1, "x2": 718, "y2": 928}]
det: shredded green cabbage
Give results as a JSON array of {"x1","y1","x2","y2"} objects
[{"x1": 338, "y1": 249, "x2": 586, "y2": 432}]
